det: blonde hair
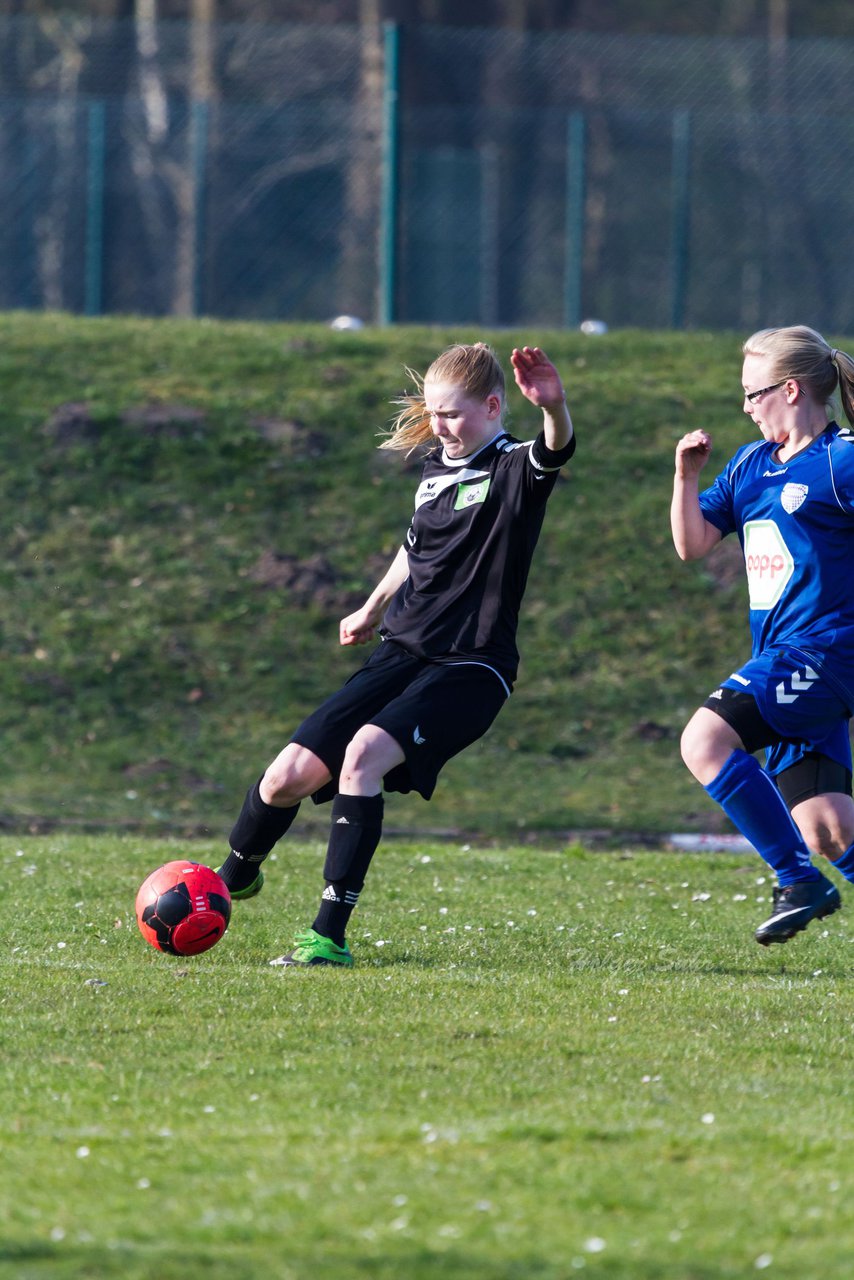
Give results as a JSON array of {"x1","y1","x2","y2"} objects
[
  {"x1": 743, "y1": 324, "x2": 854, "y2": 426},
  {"x1": 380, "y1": 342, "x2": 506, "y2": 454}
]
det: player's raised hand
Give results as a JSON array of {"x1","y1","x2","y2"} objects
[
  {"x1": 510, "y1": 346, "x2": 566, "y2": 410},
  {"x1": 675, "y1": 429, "x2": 713, "y2": 479}
]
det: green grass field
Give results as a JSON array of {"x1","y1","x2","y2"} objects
[
  {"x1": 3, "y1": 314, "x2": 854, "y2": 1277},
  {"x1": 3, "y1": 833, "x2": 853, "y2": 1280}
]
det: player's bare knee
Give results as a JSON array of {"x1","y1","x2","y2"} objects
[
  {"x1": 261, "y1": 745, "x2": 327, "y2": 806},
  {"x1": 812, "y1": 821, "x2": 854, "y2": 861},
  {"x1": 260, "y1": 763, "x2": 301, "y2": 806},
  {"x1": 680, "y1": 720, "x2": 708, "y2": 779},
  {"x1": 340, "y1": 730, "x2": 381, "y2": 791},
  {"x1": 792, "y1": 794, "x2": 854, "y2": 862},
  {"x1": 802, "y1": 820, "x2": 841, "y2": 860}
]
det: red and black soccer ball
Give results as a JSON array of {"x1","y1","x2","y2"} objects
[{"x1": 135, "y1": 861, "x2": 231, "y2": 956}]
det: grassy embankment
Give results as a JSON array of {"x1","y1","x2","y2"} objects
[{"x1": 0, "y1": 313, "x2": 806, "y2": 839}]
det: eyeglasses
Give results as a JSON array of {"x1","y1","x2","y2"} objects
[{"x1": 743, "y1": 380, "x2": 787, "y2": 404}]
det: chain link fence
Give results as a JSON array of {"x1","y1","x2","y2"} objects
[{"x1": 1, "y1": 15, "x2": 852, "y2": 332}]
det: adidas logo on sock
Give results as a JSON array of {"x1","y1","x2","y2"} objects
[
  {"x1": 322, "y1": 885, "x2": 341, "y2": 902},
  {"x1": 336, "y1": 816, "x2": 350, "y2": 824}
]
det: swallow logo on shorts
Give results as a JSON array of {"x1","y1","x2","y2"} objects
[
  {"x1": 413, "y1": 726, "x2": 426, "y2": 745},
  {"x1": 780, "y1": 482, "x2": 808, "y2": 514}
]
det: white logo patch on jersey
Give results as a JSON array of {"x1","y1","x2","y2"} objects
[
  {"x1": 414, "y1": 468, "x2": 489, "y2": 509},
  {"x1": 455, "y1": 478, "x2": 491, "y2": 509},
  {"x1": 780, "y1": 482, "x2": 808, "y2": 514},
  {"x1": 743, "y1": 519, "x2": 794, "y2": 610}
]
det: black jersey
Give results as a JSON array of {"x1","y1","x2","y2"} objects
[{"x1": 380, "y1": 428, "x2": 576, "y2": 688}]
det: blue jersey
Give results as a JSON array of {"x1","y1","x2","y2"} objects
[{"x1": 699, "y1": 422, "x2": 854, "y2": 709}]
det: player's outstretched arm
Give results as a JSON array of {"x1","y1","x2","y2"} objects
[
  {"x1": 339, "y1": 544, "x2": 410, "y2": 646},
  {"x1": 511, "y1": 346, "x2": 573, "y2": 452},
  {"x1": 671, "y1": 430, "x2": 722, "y2": 560}
]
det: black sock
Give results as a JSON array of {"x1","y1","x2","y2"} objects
[
  {"x1": 312, "y1": 793, "x2": 384, "y2": 946},
  {"x1": 220, "y1": 779, "x2": 299, "y2": 890}
]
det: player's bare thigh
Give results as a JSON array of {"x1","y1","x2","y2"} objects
[{"x1": 680, "y1": 707, "x2": 744, "y2": 785}]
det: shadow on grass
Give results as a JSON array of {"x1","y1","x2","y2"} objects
[{"x1": 0, "y1": 1241, "x2": 737, "y2": 1280}]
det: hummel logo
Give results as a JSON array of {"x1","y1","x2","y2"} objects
[
  {"x1": 336, "y1": 816, "x2": 350, "y2": 824},
  {"x1": 763, "y1": 469, "x2": 788, "y2": 477},
  {"x1": 413, "y1": 726, "x2": 426, "y2": 745},
  {"x1": 776, "y1": 665, "x2": 819, "y2": 705}
]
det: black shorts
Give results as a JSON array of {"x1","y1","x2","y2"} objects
[
  {"x1": 775, "y1": 752, "x2": 853, "y2": 809},
  {"x1": 704, "y1": 687, "x2": 852, "y2": 808},
  {"x1": 291, "y1": 640, "x2": 509, "y2": 803}
]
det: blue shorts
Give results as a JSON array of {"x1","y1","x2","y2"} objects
[{"x1": 720, "y1": 649, "x2": 852, "y2": 778}]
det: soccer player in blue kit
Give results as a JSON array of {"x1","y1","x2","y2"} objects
[
  {"x1": 218, "y1": 342, "x2": 575, "y2": 966},
  {"x1": 672, "y1": 324, "x2": 854, "y2": 945}
]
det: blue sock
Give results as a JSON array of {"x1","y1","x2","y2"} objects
[
  {"x1": 830, "y1": 841, "x2": 854, "y2": 883},
  {"x1": 703, "y1": 750, "x2": 819, "y2": 886}
]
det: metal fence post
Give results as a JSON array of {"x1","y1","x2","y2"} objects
[
  {"x1": 84, "y1": 99, "x2": 106, "y2": 316},
  {"x1": 191, "y1": 99, "x2": 209, "y2": 316},
  {"x1": 379, "y1": 21, "x2": 400, "y2": 327},
  {"x1": 669, "y1": 108, "x2": 692, "y2": 330},
  {"x1": 479, "y1": 141, "x2": 500, "y2": 326},
  {"x1": 564, "y1": 110, "x2": 585, "y2": 329}
]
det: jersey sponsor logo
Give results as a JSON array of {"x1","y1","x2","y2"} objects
[
  {"x1": 743, "y1": 519, "x2": 793, "y2": 610},
  {"x1": 414, "y1": 468, "x2": 489, "y2": 508},
  {"x1": 454, "y1": 478, "x2": 491, "y2": 509},
  {"x1": 780, "y1": 482, "x2": 808, "y2": 513}
]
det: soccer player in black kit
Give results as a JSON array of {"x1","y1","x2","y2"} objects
[{"x1": 217, "y1": 342, "x2": 575, "y2": 966}]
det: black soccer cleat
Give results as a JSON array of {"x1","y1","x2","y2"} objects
[{"x1": 754, "y1": 873, "x2": 841, "y2": 946}]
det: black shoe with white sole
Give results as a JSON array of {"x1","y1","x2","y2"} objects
[{"x1": 754, "y1": 873, "x2": 841, "y2": 946}]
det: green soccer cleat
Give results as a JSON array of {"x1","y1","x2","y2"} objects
[
  {"x1": 217, "y1": 867, "x2": 264, "y2": 900},
  {"x1": 269, "y1": 928, "x2": 354, "y2": 968}
]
